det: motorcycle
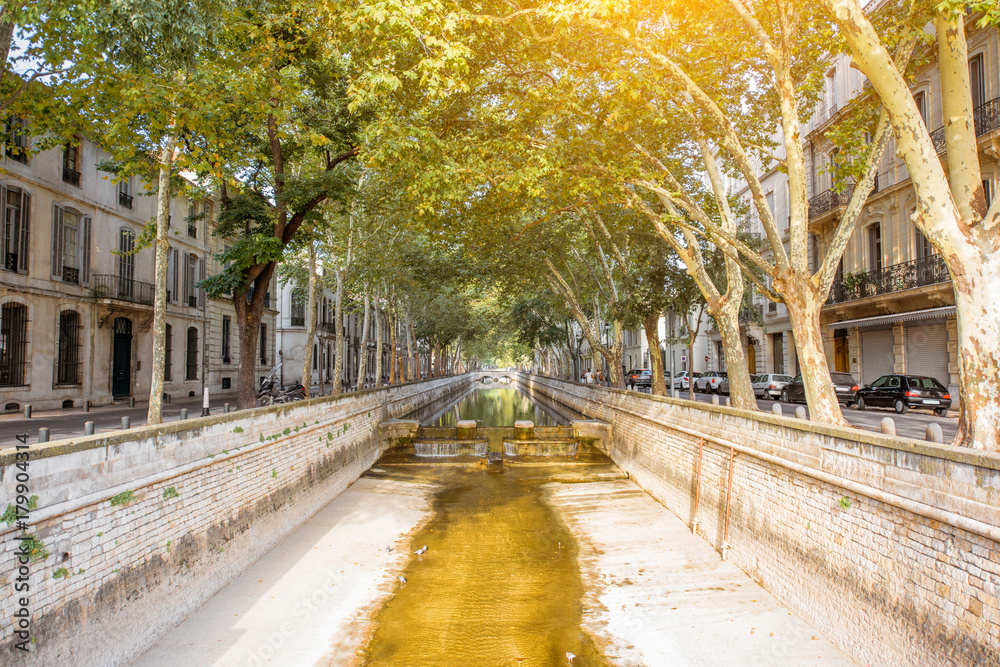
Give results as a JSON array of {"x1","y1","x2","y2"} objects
[{"x1": 256, "y1": 363, "x2": 308, "y2": 406}]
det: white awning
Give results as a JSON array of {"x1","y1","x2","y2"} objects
[{"x1": 827, "y1": 306, "x2": 955, "y2": 330}]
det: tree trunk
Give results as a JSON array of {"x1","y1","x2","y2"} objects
[
  {"x1": 356, "y1": 289, "x2": 370, "y2": 391},
  {"x1": 332, "y1": 269, "x2": 345, "y2": 395},
  {"x1": 301, "y1": 241, "x2": 317, "y2": 397},
  {"x1": 388, "y1": 303, "x2": 397, "y2": 384},
  {"x1": 374, "y1": 291, "x2": 383, "y2": 388},
  {"x1": 434, "y1": 341, "x2": 443, "y2": 377},
  {"x1": 712, "y1": 303, "x2": 754, "y2": 410},
  {"x1": 782, "y1": 289, "x2": 847, "y2": 424},
  {"x1": 146, "y1": 133, "x2": 177, "y2": 424},
  {"x1": 607, "y1": 321, "x2": 625, "y2": 388},
  {"x1": 404, "y1": 308, "x2": 415, "y2": 382},
  {"x1": 643, "y1": 313, "x2": 666, "y2": 396},
  {"x1": 233, "y1": 270, "x2": 272, "y2": 409}
]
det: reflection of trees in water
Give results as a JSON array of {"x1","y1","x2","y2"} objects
[{"x1": 436, "y1": 388, "x2": 560, "y2": 426}]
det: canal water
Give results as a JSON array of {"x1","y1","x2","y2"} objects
[
  {"x1": 424, "y1": 386, "x2": 565, "y2": 427},
  {"x1": 359, "y1": 386, "x2": 609, "y2": 666}
]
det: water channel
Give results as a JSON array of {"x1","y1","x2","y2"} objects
[{"x1": 358, "y1": 386, "x2": 609, "y2": 666}]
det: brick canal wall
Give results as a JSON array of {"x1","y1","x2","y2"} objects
[
  {"x1": 522, "y1": 374, "x2": 1000, "y2": 667},
  {"x1": 0, "y1": 375, "x2": 472, "y2": 666}
]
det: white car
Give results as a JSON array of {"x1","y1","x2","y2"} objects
[
  {"x1": 752, "y1": 373, "x2": 794, "y2": 399},
  {"x1": 695, "y1": 371, "x2": 728, "y2": 393},
  {"x1": 672, "y1": 371, "x2": 697, "y2": 391}
]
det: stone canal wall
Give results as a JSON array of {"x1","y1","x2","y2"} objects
[
  {"x1": 0, "y1": 375, "x2": 472, "y2": 666},
  {"x1": 522, "y1": 374, "x2": 1000, "y2": 667}
]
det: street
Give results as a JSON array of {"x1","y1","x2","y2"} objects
[{"x1": 629, "y1": 386, "x2": 958, "y2": 443}]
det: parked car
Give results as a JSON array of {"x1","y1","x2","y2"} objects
[
  {"x1": 695, "y1": 371, "x2": 728, "y2": 393},
  {"x1": 780, "y1": 372, "x2": 859, "y2": 406},
  {"x1": 752, "y1": 373, "x2": 794, "y2": 399},
  {"x1": 672, "y1": 371, "x2": 699, "y2": 391},
  {"x1": 854, "y1": 374, "x2": 951, "y2": 415},
  {"x1": 626, "y1": 368, "x2": 652, "y2": 390}
]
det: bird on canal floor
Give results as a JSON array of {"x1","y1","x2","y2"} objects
[
  {"x1": 398, "y1": 575, "x2": 407, "y2": 585},
  {"x1": 415, "y1": 545, "x2": 428, "y2": 555}
]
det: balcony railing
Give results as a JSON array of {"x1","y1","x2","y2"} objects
[
  {"x1": 291, "y1": 316, "x2": 305, "y2": 327},
  {"x1": 92, "y1": 274, "x2": 155, "y2": 305},
  {"x1": 319, "y1": 322, "x2": 339, "y2": 336},
  {"x1": 808, "y1": 184, "x2": 854, "y2": 220},
  {"x1": 930, "y1": 97, "x2": 1000, "y2": 154},
  {"x1": 119, "y1": 191, "x2": 133, "y2": 209},
  {"x1": 826, "y1": 254, "x2": 949, "y2": 305},
  {"x1": 63, "y1": 166, "x2": 80, "y2": 187},
  {"x1": 62, "y1": 266, "x2": 80, "y2": 284}
]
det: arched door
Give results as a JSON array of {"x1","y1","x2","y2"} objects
[{"x1": 112, "y1": 317, "x2": 132, "y2": 397}]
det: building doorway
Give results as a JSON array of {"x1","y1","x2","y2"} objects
[
  {"x1": 112, "y1": 317, "x2": 132, "y2": 398},
  {"x1": 834, "y1": 332, "x2": 849, "y2": 373},
  {"x1": 747, "y1": 336, "x2": 757, "y2": 374}
]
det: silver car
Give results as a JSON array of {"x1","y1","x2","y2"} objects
[{"x1": 752, "y1": 373, "x2": 794, "y2": 399}]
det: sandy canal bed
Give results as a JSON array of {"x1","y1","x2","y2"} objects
[{"x1": 134, "y1": 458, "x2": 852, "y2": 666}]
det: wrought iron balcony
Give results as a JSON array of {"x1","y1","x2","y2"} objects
[
  {"x1": 62, "y1": 266, "x2": 80, "y2": 284},
  {"x1": 930, "y1": 97, "x2": 1000, "y2": 154},
  {"x1": 808, "y1": 185, "x2": 854, "y2": 220},
  {"x1": 63, "y1": 166, "x2": 80, "y2": 187},
  {"x1": 826, "y1": 254, "x2": 949, "y2": 305},
  {"x1": 119, "y1": 191, "x2": 133, "y2": 209},
  {"x1": 291, "y1": 316, "x2": 305, "y2": 327},
  {"x1": 320, "y1": 322, "x2": 339, "y2": 336},
  {"x1": 92, "y1": 274, "x2": 155, "y2": 305}
]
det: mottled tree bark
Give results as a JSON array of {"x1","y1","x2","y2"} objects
[{"x1": 147, "y1": 133, "x2": 177, "y2": 424}]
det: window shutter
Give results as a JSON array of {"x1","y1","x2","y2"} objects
[
  {"x1": 81, "y1": 215, "x2": 91, "y2": 284},
  {"x1": 182, "y1": 252, "x2": 190, "y2": 305},
  {"x1": 18, "y1": 192, "x2": 29, "y2": 273},
  {"x1": 0, "y1": 185, "x2": 7, "y2": 260},
  {"x1": 166, "y1": 248, "x2": 174, "y2": 302},
  {"x1": 171, "y1": 248, "x2": 179, "y2": 303},
  {"x1": 51, "y1": 204, "x2": 64, "y2": 277},
  {"x1": 197, "y1": 257, "x2": 205, "y2": 309}
]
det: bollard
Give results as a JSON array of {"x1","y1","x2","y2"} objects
[
  {"x1": 38, "y1": 427, "x2": 49, "y2": 443},
  {"x1": 83, "y1": 400, "x2": 91, "y2": 413},
  {"x1": 84, "y1": 421, "x2": 95, "y2": 436},
  {"x1": 725, "y1": 397, "x2": 731, "y2": 407},
  {"x1": 795, "y1": 406, "x2": 807, "y2": 420},
  {"x1": 224, "y1": 403, "x2": 231, "y2": 414},
  {"x1": 711, "y1": 395, "x2": 719, "y2": 405},
  {"x1": 23, "y1": 405, "x2": 31, "y2": 419},
  {"x1": 121, "y1": 416, "x2": 130, "y2": 430},
  {"x1": 771, "y1": 403, "x2": 782, "y2": 416},
  {"x1": 180, "y1": 408, "x2": 188, "y2": 420},
  {"x1": 880, "y1": 417, "x2": 896, "y2": 437},
  {"x1": 673, "y1": 390, "x2": 680, "y2": 399},
  {"x1": 129, "y1": 396, "x2": 136, "y2": 408},
  {"x1": 925, "y1": 423, "x2": 943, "y2": 444},
  {"x1": 202, "y1": 387, "x2": 210, "y2": 417}
]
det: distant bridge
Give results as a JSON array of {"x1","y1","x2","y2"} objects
[{"x1": 479, "y1": 375, "x2": 513, "y2": 384}]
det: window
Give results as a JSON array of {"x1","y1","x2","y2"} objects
[
  {"x1": 62, "y1": 143, "x2": 80, "y2": 186},
  {"x1": 969, "y1": 54, "x2": 985, "y2": 111},
  {"x1": 186, "y1": 327, "x2": 198, "y2": 380},
  {"x1": 915, "y1": 229, "x2": 935, "y2": 260},
  {"x1": 983, "y1": 179, "x2": 993, "y2": 211},
  {"x1": 222, "y1": 316, "x2": 231, "y2": 363},
  {"x1": 259, "y1": 323, "x2": 267, "y2": 364},
  {"x1": 117, "y1": 228, "x2": 136, "y2": 298},
  {"x1": 867, "y1": 223, "x2": 882, "y2": 272},
  {"x1": 4, "y1": 114, "x2": 28, "y2": 164},
  {"x1": 56, "y1": 310, "x2": 81, "y2": 385},
  {"x1": 826, "y1": 69, "x2": 838, "y2": 114},
  {"x1": 0, "y1": 303, "x2": 28, "y2": 387},
  {"x1": 165, "y1": 324, "x2": 173, "y2": 381},
  {"x1": 183, "y1": 252, "x2": 203, "y2": 308},
  {"x1": 51, "y1": 206, "x2": 91, "y2": 284},
  {"x1": 913, "y1": 91, "x2": 927, "y2": 127},
  {"x1": 118, "y1": 178, "x2": 133, "y2": 209},
  {"x1": 187, "y1": 200, "x2": 200, "y2": 238},
  {"x1": 291, "y1": 293, "x2": 305, "y2": 326},
  {"x1": 313, "y1": 343, "x2": 318, "y2": 370},
  {"x1": 1, "y1": 185, "x2": 30, "y2": 273}
]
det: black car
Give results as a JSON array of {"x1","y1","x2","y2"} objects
[
  {"x1": 855, "y1": 374, "x2": 951, "y2": 416},
  {"x1": 626, "y1": 368, "x2": 652, "y2": 390},
  {"x1": 780, "y1": 372, "x2": 859, "y2": 406}
]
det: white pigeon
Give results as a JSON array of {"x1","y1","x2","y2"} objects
[
  {"x1": 398, "y1": 575, "x2": 407, "y2": 584},
  {"x1": 566, "y1": 653, "x2": 576, "y2": 663},
  {"x1": 415, "y1": 545, "x2": 428, "y2": 555}
]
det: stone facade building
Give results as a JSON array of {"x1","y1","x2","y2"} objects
[{"x1": 0, "y1": 126, "x2": 277, "y2": 410}]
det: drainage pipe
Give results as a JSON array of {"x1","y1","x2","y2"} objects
[
  {"x1": 691, "y1": 437, "x2": 704, "y2": 534},
  {"x1": 722, "y1": 445, "x2": 735, "y2": 560}
]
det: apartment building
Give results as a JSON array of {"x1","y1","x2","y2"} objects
[
  {"x1": 724, "y1": 20, "x2": 997, "y2": 401},
  {"x1": 0, "y1": 123, "x2": 277, "y2": 410},
  {"x1": 275, "y1": 281, "x2": 403, "y2": 391}
]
